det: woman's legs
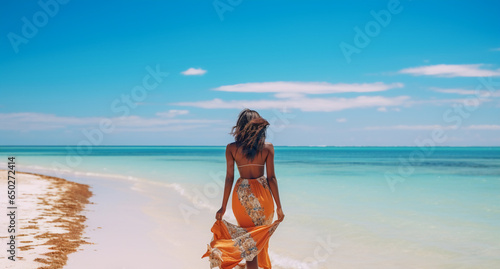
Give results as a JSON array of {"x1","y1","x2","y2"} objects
[{"x1": 246, "y1": 254, "x2": 259, "y2": 269}]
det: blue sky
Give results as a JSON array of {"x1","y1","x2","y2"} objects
[{"x1": 1, "y1": 0, "x2": 499, "y2": 146}]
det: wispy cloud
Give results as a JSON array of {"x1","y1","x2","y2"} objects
[
  {"x1": 431, "y1": 87, "x2": 500, "y2": 97},
  {"x1": 376, "y1": 106, "x2": 401, "y2": 112},
  {"x1": 365, "y1": 125, "x2": 458, "y2": 130},
  {"x1": 399, "y1": 64, "x2": 500, "y2": 77},
  {"x1": 0, "y1": 112, "x2": 222, "y2": 132},
  {"x1": 466, "y1": 125, "x2": 500, "y2": 130},
  {"x1": 365, "y1": 124, "x2": 500, "y2": 131},
  {"x1": 0, "y1": 113, "x2": 101, "y2": 130},
  {"x1": 408, "y1": 97, "x2": 492, "y2": 106},
  {"x1": 181, "y1": 68, "x2": 207, "y2": 76},
  {"x1": 274, "y1": 92, "x2": 305, "y2": 99},
  {"x1": 174, "y1": 95, "x2": 410, "y2": 112},
  {"x1": 431, "y1": 87, "x2": 477, "y2": 95},
  {"x1": 156, "y1": 109, "x2": 189, "y2": 118},
  {"x1": 336, "y1": 118, "x2": 347, "y2": 123},
  {"x1": 490, "y1": 48, "x2": 500, "y2": 52},
  {"x1": 214, "y1": 81, "x2": 403, "y2": 94}
]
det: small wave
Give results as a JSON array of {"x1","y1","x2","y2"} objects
[
  {"x1": 270, "y1": 251, "x2": 320, "y2": 269},
  {"x1": 0, "y1": 162, "x2": 220, "y2": 213}
]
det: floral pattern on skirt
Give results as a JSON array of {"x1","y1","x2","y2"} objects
[{"x1": 202, "y1": 176, "x2": 280, "y2": 269}]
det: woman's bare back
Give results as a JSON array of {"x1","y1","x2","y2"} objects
[{"x1": 228, "y1": 142, "x2": 272, "y2": 179}]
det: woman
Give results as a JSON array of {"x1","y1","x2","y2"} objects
[{"x1": 202, "y1": 109, "x2": 285, "y2": 269}]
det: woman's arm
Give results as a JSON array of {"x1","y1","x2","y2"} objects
[
  {"x1": 216, "y1": 143, "x2": 235, "y2": 220},
  {"x1": 266, "y1": 143, "x2": 285, "y2": 221}
]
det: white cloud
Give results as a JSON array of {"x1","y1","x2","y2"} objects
[
  {"x1": 156, "y1": 109, "x2": 189, "y2": 118},
  {"x1": 466, "y1": 125, "x2": 500, "y2": 130},
  {"x1": 377, "y1": 106, "x2": 400, "y2": 112},
  {"x1": 0, "y1": 113, "x2": 101, "y2": 130},
  {"x1": 181, "y1": 68, "x2": 207, "y2": 76},
  {"x1": 365, "y1": 125, "x2": 458, "y2": 130},
  {"x1": 399, "y1": 64, "x2": 500, "y2": 77},
  {"x1": 214, "y1": 81, "x2": 403, "y2": 94},
  {"x1": 274, "y1": 92, "x2": 305, "y2": 99},
  {"x1": 336, "y1": 118, "x2": 347, "y2": 123},
  {"x1": 0, "y1": 112, "x2": 222, "y2": 132},
  {"x1": 431, "y1": 87, "x2": 500, "y2": 97},
  {"x1": 409, "y1": 97, "x2": 492, "y2": 106},
  {"x1": 491, "y1": 48, "x2": 500, "y2": 51},
  {"x1": 367, "y1": 124, "x2": 497, "y2": 131},
  {"x1": 174, "y1": 95, "x2": 410, "y2": 112},
  {"x1": 362, "y1": 124, "x2": 500, "y2": 135},
  {"x1": 431, "y1": 87, "x2": 477, "y2": 95}
]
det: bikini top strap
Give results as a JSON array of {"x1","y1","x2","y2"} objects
[{"x1": 238, "y1": 163, "x2": 265, "y2": 168}]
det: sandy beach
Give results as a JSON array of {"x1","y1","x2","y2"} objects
[
  {"x1": 0, "y1": 170, "x2": 92, "y2": 269},
  {"x1": 0, "y1": 168, "x2": 199, "y2": 269},
  {"x1": 62, "y1": 171, "x2": 189, "y2": 268}
]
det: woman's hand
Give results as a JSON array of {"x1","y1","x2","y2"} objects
[
  {"x1": 215, "y1": 207, "x2": 226, "y2": 220},
  {"x1": 276, "y1": 207, "x2": 285, "y2": 222}
]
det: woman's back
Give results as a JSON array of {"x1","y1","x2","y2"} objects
[{"x1": 229, "y1": 142, "x2": 271, "y2": 179}]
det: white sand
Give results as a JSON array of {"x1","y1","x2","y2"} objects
[
  {"x1": 0, "y1": 168, "x2": 215, "y2": 268},
  {"x1": 62, "y1": 173, "x2": 227, "y2": 268},
  {"x1": 64, "y1": 174, "x2": 184, "y2": 268}
]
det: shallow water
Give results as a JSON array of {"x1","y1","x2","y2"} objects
[{"x1": 1, "y1": 146, "x2": 499, "y2": 268}]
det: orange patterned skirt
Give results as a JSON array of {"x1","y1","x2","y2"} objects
[{"x1": 202, "y1": 175, "x2": 280, "y2": 269}]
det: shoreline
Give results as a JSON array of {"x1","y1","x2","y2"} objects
[
  {"x1": 1, "y1": 167, "x2": 191, "y2": 268},
  {"x1": 62, "y1": 168, "x2": 183, "y2": 268},
  {"x1": 0, "y1": 170, "x2": 92, "y2": 269}
]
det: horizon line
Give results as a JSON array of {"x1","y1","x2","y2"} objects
[{"x1": 1, "y1": 145, "x2": 499, "y2": 148}]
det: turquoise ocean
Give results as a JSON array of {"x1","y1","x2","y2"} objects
[{"x1": 1, "y1": 146, "x2": 499, "y2": 268}]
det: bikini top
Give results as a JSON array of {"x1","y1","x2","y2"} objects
[{"x1": 237, "y1": 163, "x2": 265, "y2": 168}]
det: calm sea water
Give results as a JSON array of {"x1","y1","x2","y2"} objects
[{"x1": 1, "y1": 146, "x2": 499, "y2": 268}]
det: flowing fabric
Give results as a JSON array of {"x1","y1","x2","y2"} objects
[{"x1": 202, "y1": 175, "x2": 280, "y2": 269}]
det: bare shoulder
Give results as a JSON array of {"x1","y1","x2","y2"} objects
[
  {"x1": 227, "y1": 142, "x2": 240, "y2": 153},
  {"x1": 264, "y1": 142, "x2": 274, "y2": 148},
  {"x1": 226, "y1": 142, "x2": 236, "y2": 151},
  {"x1": 264, "y1": 142, "x2": 274, "y2": 153},
  {"x1": 226, "y1": 142, "x2": 236, "y2": 159}
]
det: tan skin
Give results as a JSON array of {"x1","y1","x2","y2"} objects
[{"x1": 216, "y1": 142, "x2": 284, "y2": 269}]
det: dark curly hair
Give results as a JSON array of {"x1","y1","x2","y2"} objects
[{"x1": 230, "y1": 109, "x2": 270, "y2": 161}]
